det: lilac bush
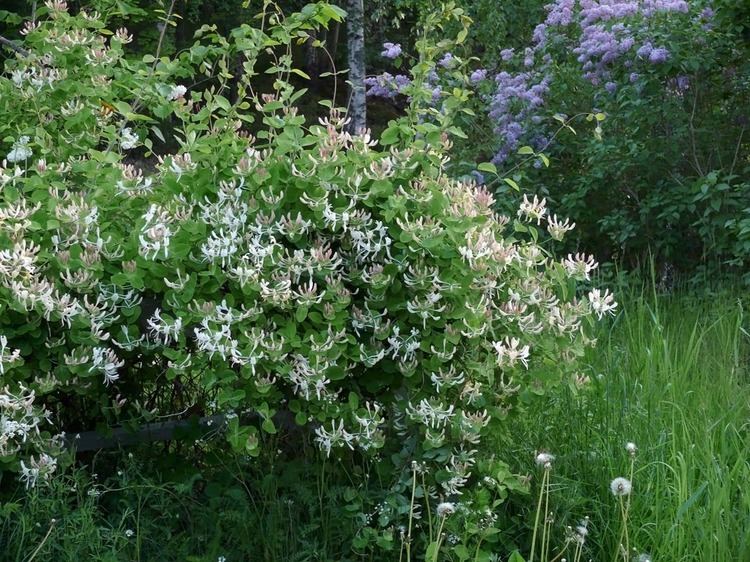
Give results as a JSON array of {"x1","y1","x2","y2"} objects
[{"x1": 478, "y1": 0, "x2": 698, "y2": 164}]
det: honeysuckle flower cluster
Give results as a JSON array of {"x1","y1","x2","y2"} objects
[
  {"x1": 0, "y1": 384, "x2": 60, "y2": 487},
  {"x1": 0, "y1": 4, "x2": 613, "y2": 498}
]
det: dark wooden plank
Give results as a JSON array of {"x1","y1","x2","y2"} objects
[{"x1": 64, "y1": 415, "x2": 227, "y2": 452}]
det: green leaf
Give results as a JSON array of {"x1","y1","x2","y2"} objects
[
  {"x1": 295, "y1": 306, "x2": 308, "y2": 322},
  {"x1": 291, "y1": 68, "x2": 311, "y2": 80},
  {"x1": 214, "y1": 95, "x2": 231, "y2": 112},
  {"x1": 261, "y1": 418, "x2": 277, "y2": 434},
  {"x1": 477, "y1": 162, "x2": 497, "y2": 174},
  {"x1": 453, "y1": 544, "x2": 470, "y2": 561},
  {"x1": 503, "y1": 177, "x2": 520, "y2": 191},
  {"x1": 380, "y1": 126, "x2": 400, "y2": 146},
  {"x1": 517, "y1": 146, "x2": 535, "y2": 155},
  {"x1": 150, "y1": 126, "x2": 166, "y2": 143}
]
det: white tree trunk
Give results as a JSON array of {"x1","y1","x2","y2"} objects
[{"x1": 346, "y1": 0, "x2": 366, "y2": 132}]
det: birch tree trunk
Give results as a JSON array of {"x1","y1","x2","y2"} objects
[{"x1": 346, "y1": 0, "x2": 366, "y2": 132}]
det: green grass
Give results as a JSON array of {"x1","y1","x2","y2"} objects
[{"x1": 506, "y1": 292, "x2": 750, "y2": 561}]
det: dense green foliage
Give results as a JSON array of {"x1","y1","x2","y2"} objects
[{"x1": 1, "y1": 1, "x2": 748, "y2": 561}]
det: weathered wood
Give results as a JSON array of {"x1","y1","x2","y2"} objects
[{"x1": 64, "y1": 414, "x2": 226, "y2": 452}]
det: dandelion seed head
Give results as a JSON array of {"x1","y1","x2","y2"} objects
[
  {"x1": 535, "y1": 452, "x2": 554, "y2": 468},
  {"x1": 610, "y1": 477, "x2": 632, "y2": 496},
  {"x1": 436, "y1": 502, "x2": 456, "y2": 518}
]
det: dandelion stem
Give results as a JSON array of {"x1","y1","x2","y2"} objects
[
  {"x1": 432, "y1": 515, "x2": 447, "y2": 562},
  {"x1": 530, "y1": 468, "x2": 549, "y2": 562},
  {"x1": 26, "y1": 519, "x2": 56, "y2": 562},
  {"x1": 548, "y1": 539, "x2": 572, "y2": 562},
  {"x1": 406, "y1": 465, "x2": 417, "y2": 562},
  {"x1": 541, "y1": 470, "x2": 552, "y2": 562},
  {"x1": 422, "y1": 472, "x2": 433, "y2": 541},
  {"x1": 624, "y1": 457, "x2": 635, "y2": 557}
]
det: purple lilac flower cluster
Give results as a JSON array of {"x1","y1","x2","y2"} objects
[
  {"x1": 488, "y1": 71, "x2": 551, "y2": 163},
  {"x1": 568, "y1": 0, "x2": 690, "y2": 84},
  {"x1": 381, "y1": 42, "x2": 402, "y2": 59},
  {"x1": 364, "y1": 72, "x2": 411, "y2": 99},
  {"x1": 470, "y1": 68, "x2": 488, "y2": 83},
  {"x1": 697, "y1": 6, "x2": 715, "y2": 30}
]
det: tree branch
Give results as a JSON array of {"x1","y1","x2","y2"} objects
[{"x1": 0, "y1": 34, "x2": 30, "y2": 57}]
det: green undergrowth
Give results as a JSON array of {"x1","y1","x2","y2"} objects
[{"x1": 1, "y1": 292, "x2": 748, "y2": 562}]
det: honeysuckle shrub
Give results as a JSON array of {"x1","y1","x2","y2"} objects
[{"x1": 0, "y1": 4, "x2": 615, "y2": 549}]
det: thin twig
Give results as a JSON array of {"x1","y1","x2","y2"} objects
[
  {"x1": 152, "y1": 0, "x2": 177, "y2": 71},
  {"x1": 0, "y1": 34, "x2": 30, "y2": 57},
  {"x1": 729, "y1": 126, "x2": 745, "y2": 177}
]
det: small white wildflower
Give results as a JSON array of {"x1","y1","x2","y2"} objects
[
  {"x1": 625, "y1": 442, "x2": 637, "y2": 457},
  {"x1": 124, "y1": 529, "x2": 134, "y2": 538},
  {"x1": 436, "y1": 502, "x2": 456, "y2": 518},
  {"x1": 168, "y1": 84, "x2": 187, "y2": 101},
  {"x1": 610, "y1": 477, "x2": 632, "y2": 497}
]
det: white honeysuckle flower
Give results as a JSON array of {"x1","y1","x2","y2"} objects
[
  {"x1": 588, "y1": 288, "x2": 618, "y2": 319},
  {"x1": 518, "y1": 194, "x2": 547, "y2": 224},
  {"x1": 563, "y1": 252, "x2": 598, "y2": 280},
  {"x1": 146, "y1": 309, "x2": 183, "y2": 346},
  {"x1": 492, "y1": 337, "x2": 531, "y2": 369},
  {"x1": 314, "y1": 419, "x2": 355, "y2": 456},
  {"x1": 0, "y1": 336, "x2": 22, "y2": 374},
  {"x1": 547, "y1": 214, "x2": 575, "y2": 240},
  {"x1": 89, "y1": 347, "x2": 124, "y2": 385}
]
